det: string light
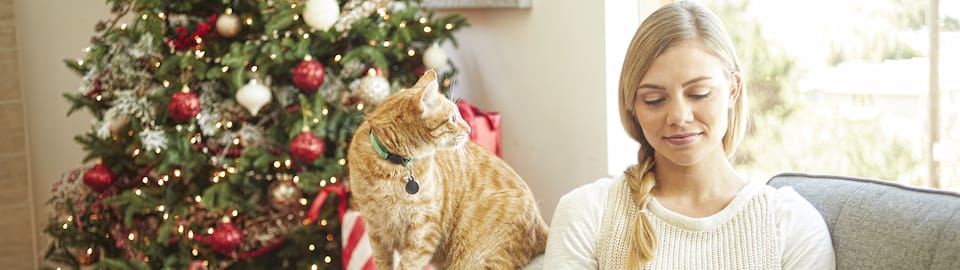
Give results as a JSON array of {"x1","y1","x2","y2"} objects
[
  {"x1": 311, "y1": 264, "x2": 318, "y2": 270},
  {"x1": 338, "y1": 159, "x2": 346, "y2": 166},
  {"x1": 212, "y1": 175, "x2": 220, "y2": 183},
  {"x1": 284, "y1": 159, "x2": 292, "y2": 168},
  {"x1": 291, "y1": 3, "x2": 297, "y2": 8},
  {"x1": 232, "y1": 210, "x2": 239, "y2": 217},
  {"x1": 67, "y1": 216, "x2": 74, "y2": 222},
  {"x1": 155, "y1": 148, "x2": 162, "y2": 154},
  {"x1": 330, "y1": 176, "x2": 337, "y2": 184},
  {"x1": 357, "y1": 103, "x2": 365, "y2": 110},
  {"x1": 293, "y1": 14, "x2": 300, "y2": 21},
  {"x1": 216, "y1": 121, "x2": 223, "y2": 129},
  {"x1": 157, "y1": 205, "x2": 165, "y2": 212},
  {"x1": 192, "y1": 248, "x2": 199, "y2": 256},
  {"x1": 399, "y1": 21, "x2": 407, "y2": 28},
  {"x1": 128, "y1": 233, "x2": 136, "y2": 241},
  {"x1": 324, "y1": 256, "x2": 332, "y2": 263},
  {"x1": 120, "y1": 23, "x2": 128, "y2": 30},
  {"x1": 320, "y1": 219, "x2": 327, "y2": 226},
  {"x1": 162, "y1": 175, "x2": 169, "y2": 182},
  {"x1": 207, "y1": 227, "x2": 214, "y2": 234},
  {"x1": 227, "y1": 167, "x2": 237, "y2": 174},
  {"x1": 274, "y1": 161, "x2": 282, "y2": 168},
  {"x1": 141, "y1": 14, "x2": 148, "y2": 20},
  {"x1": 423, "y1": 26, "x2": 433, "y2": 33},
  {"x1": 163, "y1": 213, "x2": 169, "y2": 220},
  {"x1": 419, "y1": 17, "x2": 427, "y2": 24},
  {"x1": 369, "y1": 40, "x2": 377, "y2": 46},
  {"x1": 312, "y1": 118, "x2": 319, "y2": 123},
  {"x1": 62, "y1": 223, "x2": 68, "y2": 230},
  {"x1": 163, "y1": 80, "x2": 171, "y2": 87},
  {"x1": 133, "y1": 148, "x2": 141, "y2": 157},
  {"x1": 95, "y1": 94, "x2": 102, "y2": 101},
  {"x1": 135, "y1": 188, "x2": 142, "y2": 196},
  {"x1": 333, "y1": 54, "x2": 342, "y2": 62},
  {"x1": 445, "y1": 23, "x2": 455, "y2": 30},
  {"x1": 174, "y1": 169, "x2": 182, "y2": 177},
  {"x1": 158, "y1": 12, "x2": 166, "y2": 20},
  {"x1": 321, "y1": 107, "x2": 329, "y2": 115},
  {"x1": 245, "y1": 17, "x2": 254, "y2": 25},
  {"x1": 195, "y1": 195, "x2": 203, "y2": 203},
  {"x1": 233, "y1": 137, "x2": 241, "y2": 145},
  {"x1": 303, "y1": 33, "x2": 310, "y2": 39},
  {"x1": 251, "y1": 65, "x2": 259, "y2": 72},
  {"x1": 270, "y1": 53, "x2": 277, "y2": 60},
  {"x1": 383, "y1": 41, "x2": 391, "y2": 47},
  {"x1": 308, "y1": 244, "x2": 316, "y2": 251},
  {"x1": 221, "y1": 66, "x2": 229, "y2": 73},
  {"x1": 299, "y1": 198, "x2": 308, "y2": 205},
  {"x1": 178, "y1": 225, "x2": 185, "y2": 233},
  {"x1": 226, "y1": 121, "x2": 234, "y2": 128},
  {"x1": 142, "y1": 177, "x2": 149, "y2": 184},
  {"x1": 408, "y1": 49, "x2": 416, "y2": 57},
  {"x1": 293, "y1": 175, "x2": 300, "y2": 183},
  {"x1": 188, "y1": 230, "x2": 195, "y2": 239}
]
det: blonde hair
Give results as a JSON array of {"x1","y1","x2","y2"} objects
[{"x1": 617, "y1": 1, "x2": 747, "y2": 268}]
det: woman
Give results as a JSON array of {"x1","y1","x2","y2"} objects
[{"x1": 543, "y1": 1, "x2": 835, "y2": 269}]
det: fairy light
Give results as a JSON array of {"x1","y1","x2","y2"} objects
[
  {"x1": 128, "y1": 130, "x2": 134, "y2": 137},
  {"x1": 142, "y1": 177, "x2": 149, "y2": 184},
  {"x1": 308, "y1": 244, "x2": 316, "y2": 251},
  {"x1": 227, "y1": 167, "x2": 236, "y2": 174},
  {"x1": 233, "y1": 137, "x2": 241, "y2": 145},
  {"x1": 157, "y1": 205, "x2": 165, "y2": 212},
  {"x1": 163, "y1": 80, "x2": 171, "y2": 87},
  {"x1": 423, "y1": 26, "x2": 433, "y2": 33},
  {"x1": 399, "y1": 21, "x2": 407, "y2": 28},
  {"x1": 321, "y1": 107, "x2": 329, "y2": 115},
  {"x1": 274, "y1": 161, "x2": 282, "y2": 168},
  {"x1": 293, "y1": 175, "x2": 300, "y2": 183},
  {"x1": 369, "y1": 39, "x2": 377, "y2": 46},
  {"x1": 155, "y1": 148, "x2": 162, "y2": 154},
  {"x1": 144, "y1": 256, "x2": 149, "y2": 263},
  {"x1": 226, "y1": 121, "x2": 234, "y2": 128},
  {"x1": 178, "y1": 225, "x2": 185, "y2": 233},
  {"x1": 133, "y1": 148, "x2": 141, "y2": 157},
  {"x1": 419, "y1": 17, "x2": 427, "y2": 24},
  {"x1": 216, "y1": 121, "x2": 223, "y2": 129},
  {"x1": 291, "y1": 3, "x2": 297, "y2": 8},
  {"x1": 311, "y1": 264, "x2": 318, "y2": 270},
  {"x1": 195, "y1": 37, "x2": 203, "y2": 45},
  {"x1": 377, "y1": 8, "x2": 387, "y2": 17},
  {"x1": 87, "y1": 247, "x2": 94, "y2": 255},
  {"x1": 250, "y1": 65, "x2": 259, "y2": 72},
  {"x1": 207, "y1": 227, "x2": 214, "y2": 234},
  {"x1": 221, "y1": 66, "x2": 229, "y2": 72},
  {"x1": 128, "y1": 233, "x2": 135, "y2": 241},
  {"x1": 383, "y1": 41, "x2": 391, "y2": 47},
  {"x1": 188, "y1": 230, "x2": 195, "y2": 239},
  {"x1": 120, "y1": 23, "x2": 128, "y2": 30},
  {"x1": 195, "y1": 195, "x2": 203, "y2": 203},
  {"x1": 330, "y1": 176, "x2": 337, "y2": 184},
  {"x1": 445, "y1": 23, "x2": 455, "y2": 30},
  {"x1": 174, "y1": 169, "x2": 182, "y2": 177},
  {"x1": 303, "y1": 33, "x2": 311, "y2": 39},
  {"x1": 67, "y1": 216, "x2": 74, "y2": 222},
  {"x1": 320, "y1": 219, "x2": 327, "y2": 226},
  {"x1": 299, "y1": 198, "x2": 308, "y2": 205},
  {"x1": 163, "y1": 175, "x2": 169, "y2": 182},
  {"x1": 320, "y1": 180, "x2": 327, "y2": 187},
  {"x1": 154, "y1": 62, "x2": 161, "y2": 68},
  {"x1": 357, "y1": 103, "x2": 365, "y2": 111},
  {"x1": 312, "y1": 118, "x2": 319, "y2": 123},
  {"x1": 62, "y1": 223, "x2": 68, "y2": 230},
  {"x1": 158, "y1": 179, "x2": 165, "y2": 186},
  {"x1": 407, "y1": 49, "x2": 416, "y2": 57},
  {"x1": 338, "y1": 159, "x2": 346, "y2": 166},
  {"x1": 245, "y1": 17, "x2": 254, "y2": 25},
  {"x1": 141, "y1": 14, "x2": 148, "y2": 20},
  {"x1": 95, "y1": 94, "x2": 102, "y2": 101},
  {"x1": 284, "y1": 159, "x2": 292, "y2": 168},
  {"x1": 158, "y1": 12, "x2": 166, "y2": 20},
  {"x1": 163, "y1": 213, "x2": 169, "y2": 220},
  {"x1": 232, "y1": 210, "x2": 239, "y2": 217},
  {"x1": 192, "y1": 248, "x2": 199, "y2": 256},
  {"x1": 195, "y1": 49, "x2": 206, "y2": 58},
  {"x1": 212, "y1": 175, "x2": 220, "y2": 183},
  {"x1": 334, "y1": 54, "x2": 342, "y2": 62},
  {"x1": 135, "y1": 188, "x2": 142, "y2": 196},
  {"x1": 324, "y1": 256, "x2": 332, "y2": 263}
]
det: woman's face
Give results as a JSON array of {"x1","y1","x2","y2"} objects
[{"x1": 632, "y1": 40, "x2": 738, "y2": 167}]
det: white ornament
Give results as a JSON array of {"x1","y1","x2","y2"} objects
[
  {"x1": 236, "y1": 79, "x2": 272, "y2": 116},
  {"x1": 355, "y1": 69, "x2": 390, "y2": 105},
  {"x1": 303, "y1": 0, "x2": 340, "y2": 31},
  {"x1": 423, "y1": 43, "x2": 449, "y2": 70},
  {"x1": 216, "y1": 12, "x2": 241, "y2": 38}
]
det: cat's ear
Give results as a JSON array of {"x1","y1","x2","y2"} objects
[{"x1": 416, "y1": 70, "x2": 441, "y2": 114}]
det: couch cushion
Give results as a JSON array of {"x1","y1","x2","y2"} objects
[{"x1": 768, "y1": 172, "x2": 960, "y2": 270}]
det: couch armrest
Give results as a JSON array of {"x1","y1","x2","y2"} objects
[{"x1": 768, "y1": 172, "x2": 960, "y2": 270}]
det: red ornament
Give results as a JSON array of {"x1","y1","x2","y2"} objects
[
  {"x1": 291, "y1": 58, "x2": 325, "y2": 93},
  {"x1": 168, "y1": 89, "x2": 201, "y2": 123},
  {"x1": 83, "y1": 163, "x2": 115, "y2": 193},
  {"x1": 290, "y1": 130, "x2": 325, "y2": 163},
  {"x1": 203, "y1": 221, "x2": 243, "y2": 255}
]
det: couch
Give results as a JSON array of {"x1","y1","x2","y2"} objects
[{"x1": 767, "y1": 172, "x2": 960, "y2": 270}]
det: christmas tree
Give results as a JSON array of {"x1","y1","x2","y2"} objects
[{"x1": 43, "y1": 0, "x2": 466, "y2": 269}]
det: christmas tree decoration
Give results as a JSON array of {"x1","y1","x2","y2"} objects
[
  {"x1": 168, "y1": 86, "x2": 202, "y2": 123},
  {"x1": 423, "y1": 43, "x2": 449, "y2": 70},
  {"x1": 289, "y1": 127, "x2": 326, "y2": 164},
  {"x1": 236, "y1": 79, "x2": 272, "y2": 116},
  {"x1": 269, "y1": 180, "x2": 303, "y2": 209},
  {"x1": 201, "y1": 218, "x2": 244, "y2": 256},
  {"x1": 49, "y1": 0, "x2": 468, "y2": 268},
  {"x1": 353, "y1": 68, "x2": 390, "y2": 105},
  {"x1": 291, "y1": 56, "x2": 325, "y2": 93},
  {"x1": 303, "y1": 0, "x2": 340, "y2": 31},
  {"x1": 216, "y1": 9, "x2": 242, "y2": 38},
  {"x1": 82, "y1": 163, "x2": 114, "y2": 193}
]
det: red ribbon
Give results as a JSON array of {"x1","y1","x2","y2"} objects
[{"x1": 306, "y1": 183, "x2": 347, "y2": 223}]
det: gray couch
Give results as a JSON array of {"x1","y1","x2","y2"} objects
[{"x1": 768, "y1": 172, "x2": 960, "y2": 270}]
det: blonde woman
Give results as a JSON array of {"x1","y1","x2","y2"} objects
[{"x1": 543, "y1": 1, "x2": 835, "y2": 269}]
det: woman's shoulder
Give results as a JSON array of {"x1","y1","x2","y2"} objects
[{"x1": 558, "y1": 177, "x2": 618, "y2": 202}]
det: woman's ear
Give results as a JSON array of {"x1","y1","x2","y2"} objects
[{"x1": 729, "y1": 71, "x2": 743, "y2": 107}]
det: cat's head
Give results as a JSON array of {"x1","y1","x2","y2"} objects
[{"x1": 366, "y1": 70, "x2": 471, "y2": 156}]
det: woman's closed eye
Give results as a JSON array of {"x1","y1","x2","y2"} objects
[
  {"x1": 690, "y1": 91, "x2": 712, "y2": 99},
  {"x1": 643, "y1": 98, "x2": 665, "y2": 106}
]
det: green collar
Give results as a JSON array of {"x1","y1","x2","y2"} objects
[{"x1": 369, "y1": 131, "x2": 411, "y2": 166}]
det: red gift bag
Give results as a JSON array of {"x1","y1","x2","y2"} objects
[{"x1": 456, "y1": 100, "x2": 502, "y2": 157}]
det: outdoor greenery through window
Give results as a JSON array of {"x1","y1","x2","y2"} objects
[{"x1": 701, "y1": 0, "x2": 960, "y2": 191}]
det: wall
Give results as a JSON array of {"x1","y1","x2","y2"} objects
[
  {"x1": 16, "y1": 0, "x2": 108, "y2": 266},
  {"x1": 0, "y1": 0, "x2": 34, "y2": 268}
]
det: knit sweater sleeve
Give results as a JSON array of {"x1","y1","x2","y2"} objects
[
  {"x1": 543, "y1": 178, "x2": 612, "y2": 269},
  {"x1": 774, "y1": 186, "x2": 837, "y2": 270}
]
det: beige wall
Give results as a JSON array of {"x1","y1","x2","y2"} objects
[
  {"x1": 16, "y1": 0, "x2": 109, "y2": 267},
  {"x1": 1, "y1": 0, "x2": 34, "y2": 267}
]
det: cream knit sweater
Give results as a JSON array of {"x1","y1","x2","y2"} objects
[{"x1": 543, "y1": 177, "x2": 835, "y2": 270}]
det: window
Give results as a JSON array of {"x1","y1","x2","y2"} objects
[{"x1": 698, "y1": 0, "x2": 960, "y2": 191}]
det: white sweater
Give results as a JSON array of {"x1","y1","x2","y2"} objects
[{"x1": 543, "y1": 176, "x2": 835, "y2": 269}]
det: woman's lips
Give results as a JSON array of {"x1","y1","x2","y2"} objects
[{"x1": 664, "y1": 133, "x2": 701, "y2": 145}]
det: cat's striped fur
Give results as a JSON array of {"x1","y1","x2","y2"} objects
[{"x1": 347, "y1": 70, "x2": 547, "y2": 269}]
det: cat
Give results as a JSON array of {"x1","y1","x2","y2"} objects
[{"x1": 347, "y1": 70, "x2": 548, "y2": 270}]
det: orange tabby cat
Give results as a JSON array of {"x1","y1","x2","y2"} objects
[{"x1": 347, "y1": 70, "x2": 547, "y2": 270}]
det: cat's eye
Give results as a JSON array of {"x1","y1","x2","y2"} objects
[{"x1": 449, "y1": 114, "x2": 456, "y2": 123}]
